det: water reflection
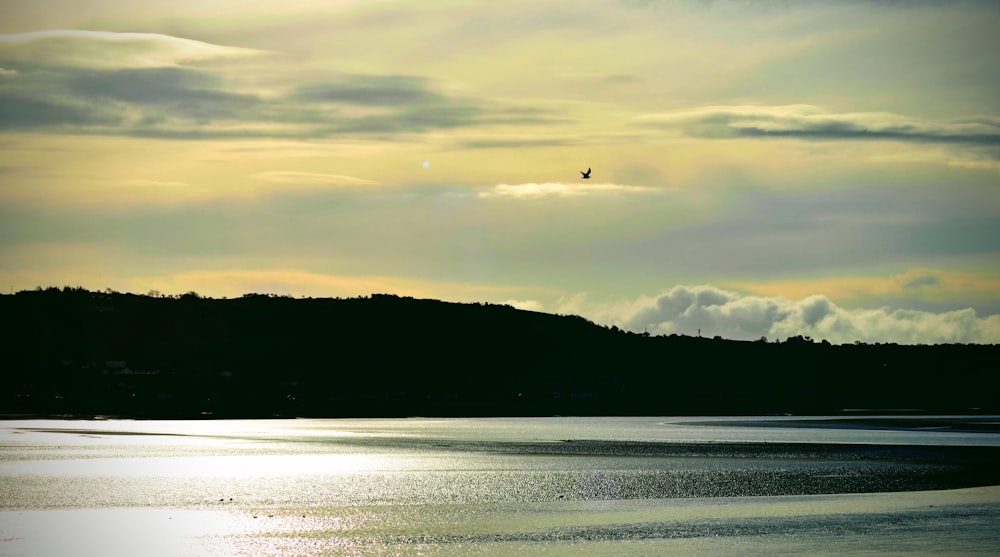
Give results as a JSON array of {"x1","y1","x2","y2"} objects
[
  {"x1": 4, "y1": 488, "x2": 999, "y2": 557},
  {"x1": 0, "y1": 509, "x2": 257, "y2": 557},
  {"x1": 2, "y1": 417, "x2": 999, "y2": 556},
  {"x1": 1, "y1": 453, "x2": 405, "y2": 477}
]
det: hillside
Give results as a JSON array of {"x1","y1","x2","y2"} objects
[{"x1": 2, "y1": 288, "x2": 998, "y2": 418}]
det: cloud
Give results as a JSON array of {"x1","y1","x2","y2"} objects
[
  {"x1": 0, "y1": 30, "x2": 267, "y2": 69},
  {"x1": 499, "y1": 299, "x2": 546, "y2": 312},
  {"x1": 730, "y1": 269, "x2": 1000, "y2": 315},
  {"x1": 0, "y1": 93, "x2": 122, "y2": 128},
  {"x1": 330, "y1": 103, "x2": 489, "y2": 134},
  {"x1": 868, "y1": 148, "x2": 1000, "y2": 173},
  {"x1": 607, "y1": 284, "x2": 1000, "y2": 345},
  {"x1": 610, "y1": 180, "x2": 1000, "y2": 279},
  {"x1": 0, "y1": 65, "x2": 261, "y2": 133},
  {"x1": 120, "y1": 179, "x2": 193, "y2": 188},
  {"x1": 903, "y1": 274, "x2": 941, "y2": 289},
  {"x1": 0, "y1": 62, "x2": 559, "y2": 138},
  {"x1": 479, "y1": 182, "x2": 656, "y2": 199},
  {"x1": 454, "y1": 137, "x2": 573, "y2": 149},
  {"x1": 636, "y1": 105, "x2": 1000, "y2": 146},
  {"x1": 288, "y1": 73, "x2": 564, "y2": 134},
  {"x1": 252, "y1": 171, "x2": 379, "y2": 187},
  {"x1": 105, "y1": 179, "x2": 212, "y2": 203},
  {"x1": 69, "y1": 67, "x2": 259, "y2": 118},
  {"x1": 453, "y1": 129, "x2": 639, "y2": 150},
  {"x1": 292, "y1": 75, "x2": 446, "y2": 106}
]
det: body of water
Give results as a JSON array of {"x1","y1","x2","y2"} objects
[{"x1": 2, "y1": 415, "x2": 999, "y2": 556}]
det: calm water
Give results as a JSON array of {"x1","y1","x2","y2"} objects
[{"x1": 2, "y1": 416, "x2": 999, "y2": 556}]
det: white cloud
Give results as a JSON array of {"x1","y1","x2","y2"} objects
[
  {"x1": 479, "y1": 182, "x2": 655, "y2": 199},
  {"x1": 500, "y1": 299, "x2": 545, "y2": 312},
  {"x1": 0, "y1": 30, "x2": 267, "y2": 69},
  {"x1": 558, "y1": 285, "x2": 1000, "y2": 345}
]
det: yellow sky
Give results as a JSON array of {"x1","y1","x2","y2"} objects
[{"x1": 1, "y1": 0, "x2": 999, "y2": 343}]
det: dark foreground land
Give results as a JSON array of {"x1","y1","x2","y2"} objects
[{"x1": 2, "y1": 288, "x2": 998, "y2": 418}]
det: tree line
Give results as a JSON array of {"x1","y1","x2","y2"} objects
[{"x1": 1, "y1": 287, "x2": 997, "y2": 418}]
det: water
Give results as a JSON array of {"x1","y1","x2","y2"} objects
[{"x1": 2, "y1": 416, "x2": 999, "y2": 556}]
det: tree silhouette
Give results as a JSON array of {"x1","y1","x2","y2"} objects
[{"x1": 0, "y1": 287, "x2": 997, "y2": 418}]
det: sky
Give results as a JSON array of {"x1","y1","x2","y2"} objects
[{"x1": 1, "y1": 0, "x2": 998, "y2": 344}]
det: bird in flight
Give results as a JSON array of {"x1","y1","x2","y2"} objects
[{"x1": 580, "y1": 167, "x2": 591, "y2": 179}]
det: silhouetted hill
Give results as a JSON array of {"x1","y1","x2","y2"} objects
[{"x1": 2, "y1": 287, "x2": 998, "y2": 418}]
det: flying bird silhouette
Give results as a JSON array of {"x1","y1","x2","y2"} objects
[{"x1": 580, "y1": 167, "x2": 591, "y2": 179}]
